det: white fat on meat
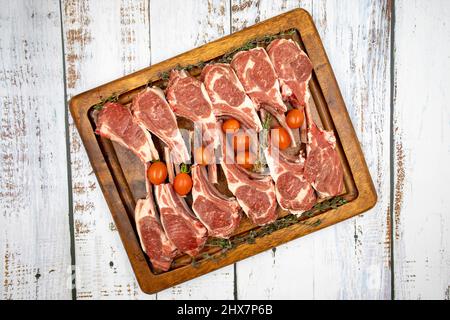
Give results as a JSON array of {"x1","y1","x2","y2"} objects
[
  {"x1": 201, "y1": 63, "x2": 262, "y2": 132},
  {"x1": 267, "y1": 38, "x2": 313, "y2": 107},
  {"x1": 231, "y1": 47, "x2": 296, "y2": 146},
  {"x1": 303, "y1": 103, "x2": 344, "y2": 198},
  {"x1": 135, "y1": 163, "x2": 178, "y2": 272},
  {"x1": 131, "y1": 87, "x2": 190, "y2": 164},
  {"x1": 191, "y1": 165, "x2": 241, "y2": 238},
  {"x1": 95, "y1": 102, "x2": 158, "y2": 162},
  {"x1": 166, "y1": 69, "x2": 219, "y2": 182},
  {"x1": 264, "y1": 147, "x2": 316, "y2": 215},
  {"x1": 154, "y1": 183, "x2": 208, "y2": 257}
]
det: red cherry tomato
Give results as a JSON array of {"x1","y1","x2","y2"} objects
[
  {"x1": 236, "y1": 151, "x2": 255, "y2": 170},
  {"x1": 194, "y1": 147, "x2": 212, "y2": 166},
  {"x1": 232, "y1": 131, "x2": 251, "y2": 152},
  {"x1": 173, "y1": 172, "x2": 193, "y2": 196},
  {"x1": 147, "y1": 161, "x2": 168, "y2": 185},
  {"x1": 271, "y1": 127, "x2": 291, "y2": 150},
  {"x1": 222, "y1": 118, "x2": 241, "y2": 133},
  {"x1": 286, "y1": 109, "x2": 304, "y2": 129}
]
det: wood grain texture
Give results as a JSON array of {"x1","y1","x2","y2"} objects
[
  {"x1": 393, "y1": 0, "x2": 450, "y2": 300},
  {"x1": 4, "y1": 1, "x2": 448, "y2": 300},
  {"x1": 311, "y1": 0, "x2": 392, "y2": 300},
  {"x1": 150, "y1": 0, "x2": 235, "y2": 299},
  {"x1": 0, "y1": 0, "x2": 71, "y2": 299},
  {"x1": 61, "y1": 0, "x2": 153, "y2": 299},
  {"x1": 231, "y1": 0, "x2": 317, "y2": 300},
  {"x1": 70, "y1": 8, "x2": 376, "y2": 295},
  {"x1": 232, "y1": 0, "x2": 391, "y2": 299}
]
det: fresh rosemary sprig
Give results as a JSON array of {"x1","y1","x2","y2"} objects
[
  {"x1": 175, "y1": 61, "x2": 207, "y2": 72},
  {"x1": 156, "y1": 28, "x2": 297, "y2": 84},
  {"x1": 205, "y1": 238, "x2": 232, "y2": 249},
  {"x1": 252, "y1": 113, "x2": 272, "y2": 172},
  {"x1": 158, "y1": 71, "x2": 170, "y2": 81},
  {"x1": 92, "y1": 93, "x2": 119, "y2": 111},
  {"x1": 197, "y1": 196, "x2": 347, "y2": 267},
  {"x1": 218, "y1": 29, "x2": 297, "y2": 64}
]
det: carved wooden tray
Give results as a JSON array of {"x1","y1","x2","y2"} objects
[{"x1": 70, "y1": 9, "x2": 377, "y2": 294}]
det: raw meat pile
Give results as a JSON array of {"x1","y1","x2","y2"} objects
[{"x1": 95, "y1": 37, "x2": 344, "y2": 272}]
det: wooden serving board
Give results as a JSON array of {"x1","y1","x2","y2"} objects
[{"x1": 70, "y1": 9, "x2": 377, "y2": 294}]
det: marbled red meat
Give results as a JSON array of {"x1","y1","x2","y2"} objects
[
  {"x1": 135, "y1": 194, "x2": 178, "y2": 272},
  {"x1": 220, "y1": 138, "x2": 278, "y2": 225},
  {"x1": 155, "y1": 183, "x2": 208, "y2": 257},
  {"x1": 201, "y1": 63, "x2": 262, "y2": 132},
  {"x1": 191, "y1": 165, "x2": 241, "y2": 238},
  {"x1": 135, "y1": 164, "x2": 178, "y2": 271},
  {"x1": 268, "y1": 38, "x2": 343, "y2": 198},
  {"x1": 166, "y1": 69, "x2": 218, "y2": 147},
  {"x1": 166, "y1": 69, "x2": 219, "y2": 181},
  {"x1": 265, "y1": 146, "x2": 316, "y2": 215},
  {"x1": 303, "y1": 107, "x2": 344, "y2": 198},
  {"x1": 95, "y1": 102, "x2": 157, "y2": 162},
  {"x1": 231, "y1": 47, "x2": 295, "y2": 145},
  {"x1": 131, "y1": 87, "x2": 190, "y2": 164},
  {"x1": 267, "y1": 38, "x2": 313, "y2": 107}
]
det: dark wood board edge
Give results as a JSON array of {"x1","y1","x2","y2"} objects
[{"x1": 69, "y1": 8, "x2": 377, "y2": 294}]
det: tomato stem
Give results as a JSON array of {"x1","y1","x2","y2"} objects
[{"x1": 180, "y1": 163, "x2": 190, "y2": 173}]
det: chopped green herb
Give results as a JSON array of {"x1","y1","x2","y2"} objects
[
  {"x1": 197, "y1": 196, "x2": 347, "y2": 266},
  {"x1": 92, "y1": 93, "x2": 119, "y2": 111},
  {"x1": 154, "y1": 28, "x2": 298, "y2": 87}
]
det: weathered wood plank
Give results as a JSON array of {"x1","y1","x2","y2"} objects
[
  {"x1": 232, "y1": 0, "x2": 392, "y2": 299},
  {"x1": 0, "y1": 0, "x2": 72, "y2": 300},
  {"x1": 393, "y1": 0, "x2": 450, "y2": 300},
  {"x1": 61, "y1": 0, "x2": 153, "y2": 299},
  {"x1": 231, "y1": 0, "x2": 315, "y2": 300},
  {"x1": 310, "y1": 0, "x2": 392, "y2": 300},
  {"x1": 149, "y1": 0, "x2": 234, "y2": 299}
]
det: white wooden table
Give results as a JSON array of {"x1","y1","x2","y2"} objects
[{"x1": 1, "y1": 0, "x2": 449, "y2": 300}]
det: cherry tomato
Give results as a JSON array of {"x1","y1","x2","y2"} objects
[
  {"x1": 286, "y1": 109, "x2": 304, "y2": 129},
  {"x1": 194, "y1": 146, "x2": 212, "y2": 166},
  {"x1": 147, "y1": 161, "x2": 168, "y2": 185},
  {"x1": 222, "y1": 118, "x2": 240, "y2": 133},
  {"x1": 236, "y1": 151, "x2": 255, "y2": 170},
  {"x1": 173, "y1": 172, "x2": 193, "y2": 196},
  {"x1": 233, "y1": 131, "x2": 251, "y2": 152},
  {"x1": 271, "y1": 127, "x2": 291, "y2": 150}
]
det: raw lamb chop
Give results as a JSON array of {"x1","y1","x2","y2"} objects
[
  {"x1": 267, "y1": 38, "x2": 343, "y2": 198},
  {"x1": 95, "y1": 102, "x2": 158, "y2": 162},
  {"x1": 135, "y1": 197, "x2": 177, "y2": 271},
  {"x1": 220, "y1": 135, "x2": 278, "y2": 225},
  {"x1": 264, "y1": 146, "x2": 316, "y2": 215},
  {"x1": 166, "y1": 69, "x2": 219, "y2": 181},
  {"x1": 303, "y1": 105, "x2": 344, "y2": 198},
  {"x1": 191, "y1": 164, "x2": 241, "y2": 238},
  {"x1": 231, "y1": 47, "x2": 295, "y2": 145},
  {"x1": 131, "y1": 87, "x2": 190, "y2": 164},
  {"x1": 135, "y1": 164, "x2": 178, "y2": 272},
  {"x1": 201, "y1": 63, "x2": 262, "y2": 132},
  {"x1": 155, "y1": 183, "x2": 208, "y2": 257},
  {"x1": 166, "y1": 69, "x2": 219, "y2": 148},
  {"x1": 267, "y1": 38, "x2": 313, "y2": 107},
  {"x1": 220, "y1": 161, "x2": 278, "y2": 226}
]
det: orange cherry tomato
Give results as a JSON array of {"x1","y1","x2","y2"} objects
[
  {"x1": 286, "y1": 109, "x2": 304, "y2": 129},
  {"x1": 147, "y1": 161, "x2": 168, "y2": 185},
  {"x1": 173, "y1": 172, "x2": 193, "y2": 196},
  {"x1": 222, "y1": 118, "x2": 241, "y2": 133},
  {"x1": 236, "y1": 151, "x2": 255, "y2": 170},
  {"x1": 233, "y1": 131, "x2": 251, "y2": 152},
  {"x1": 271, "y1": 127, "x2": 291, "y2": 150},
  {"x1": 194, "y1": 146, "x2": 212, "y2": 166}
]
